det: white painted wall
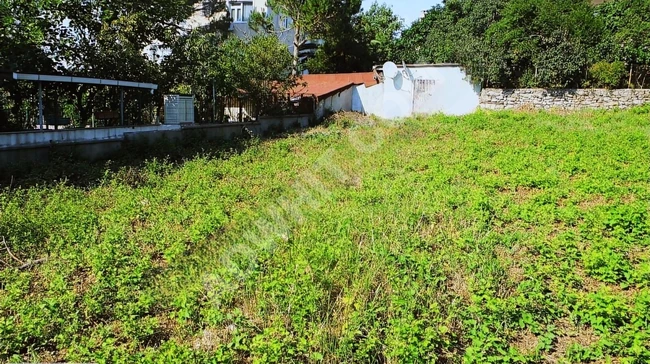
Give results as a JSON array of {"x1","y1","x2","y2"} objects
[
  {"x1": 352, "y1": 65, "x2": 481, "y2": 118},
  {"x1": 0, "y1": 115, "x2": 311, "y2": 153},
  {"x1": 316, "y1": 87, "x2": 354, "y2": 120},
  {"x1": 352, "y1": 83, "x2": 384, "y2": 115}
]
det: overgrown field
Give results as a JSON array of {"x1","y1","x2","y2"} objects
[{"x1": 2, "y1": 108, "x2": 650, "y2": 363}]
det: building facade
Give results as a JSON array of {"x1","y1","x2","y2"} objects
[{"x1": 186, "y1": 0, "x2": 295, "y2": 52}]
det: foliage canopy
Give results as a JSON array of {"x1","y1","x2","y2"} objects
[{"x1": 396, "y1": 0, "x2": 650, "y2": 88}]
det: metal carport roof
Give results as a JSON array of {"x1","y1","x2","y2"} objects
[
  {"x1": 9, "y1": 72, "x2": 158, "y2": 129},
  {"x1": 11, "y1": 73, "x2": 158, "y2": 90}
]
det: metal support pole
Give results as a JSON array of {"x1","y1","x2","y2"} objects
[
  {"x1": 137, "y1": 93, "x2": 141, "y2": 126},
  {"x1": 239, "y1": 99, "x2": 243, "y2": 123},
  {"x1": 120, "y1": 88, "x2": 125, "y2": 126},
  {"x1": 212, "y1": 82, "x2": 216, "y2": 123},
  {"x1": 38, "y1": 82, "x2": 44, "y2": 130}
]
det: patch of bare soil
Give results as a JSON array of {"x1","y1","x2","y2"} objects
[
  {"x1": 72, "y1": 268, "x2": 95, "y2": 295},
  {"x1": 446, "y1": 270, "x2": 471, "y2": 303},
  {"x1": 494, "y1": 244, "x2": 529, "y2": 286},
  {"x1": 577, "y1": 194, "x2": 608, "y2": 210},
  {"x1": 544, "y1": 318, "x2": 600, "y2": 363},
  {"x1": 513, "y1": 329, "x2": 539, "y2": 356},
  {"x1": 509, "y1": 186, "x2": 545, "y2": 204}
]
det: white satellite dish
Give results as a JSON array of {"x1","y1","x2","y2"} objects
[{"x1": 383, "y1": 62, "x2": 399, "y2": 79}]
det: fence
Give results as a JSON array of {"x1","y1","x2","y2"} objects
[
  {"x1": 223, "y1": 96, "x2": 259, "y2": 123},
  {"x1": 219, "y1": 94, "x2": 316, "y2": 123}
]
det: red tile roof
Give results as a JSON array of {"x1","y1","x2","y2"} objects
[{"x1": 292, "y1": 72, "x2": 379, "y2": 99}]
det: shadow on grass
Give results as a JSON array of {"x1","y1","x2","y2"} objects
[{"x1": 0, "y1": 126, "x2": 303, "y2": 190}]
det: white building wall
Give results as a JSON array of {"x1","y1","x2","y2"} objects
[
  {"x1": 352, "y1": 65, "x2": 481, "y2": 118},
  {"x1": 352, "y1": 83, "x2": 384, "y2": 115},
  {"x1": 316, "y1": 87, "x2": 354, "y2": 120}
]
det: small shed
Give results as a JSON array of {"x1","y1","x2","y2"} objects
[
  {"x1": 164, "y1": 95, "x2": 195, "y2": 124},
  {"x1": 291, "y1": 73, "x2": 379, "y2": 119}
]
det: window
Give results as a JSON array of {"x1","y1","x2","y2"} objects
[
  {"x1": 230, "y1": 1, "x2": 253, "y2": 23},
  {"x1": 279, "y1": 15, "x2": 292, "y2": 29}
]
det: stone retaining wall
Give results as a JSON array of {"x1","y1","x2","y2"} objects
[{"x1": 480, "y1": 88, "x2": 650, "y2": 110}]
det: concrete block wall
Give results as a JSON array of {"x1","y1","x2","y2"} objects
[{"x1": 480, "y1": 88, "x2": 650, "y2": 110}]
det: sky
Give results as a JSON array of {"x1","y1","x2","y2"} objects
[{"x1": 362, "y1": 0, "x2": 444, "y2": 26}]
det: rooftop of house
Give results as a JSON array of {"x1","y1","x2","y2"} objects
[{"x1": 292, "y1": 72, "x2": 379, "y2": 99}]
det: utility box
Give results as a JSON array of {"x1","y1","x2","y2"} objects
[{"x1": 164, "y1": 95, "x2": 194, "y2": 124}]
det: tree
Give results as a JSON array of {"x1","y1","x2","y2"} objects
[
  {"x1": 487, "y1": 0, "x2": 602, "y2": 87},
  {"x1": 56, "y1": 0, "x2": 197, "y2": 79},
  {"x1": 159, "y1": 1, "x2": 232, "y2": 122},
  {"x1": 220, "y1": 35, "x2": 295, "y2": 114},
  {"x1": 356, "y1": 2, "x2": 403, "y2": 64},
  {"x1": 265, "y1": 0, "x2": 362, "y2": 74},
  {"x1": 0, "y1": 0, "x2": 61, "y2": 130},
  {"x1": 395, "y1": 5, "x2": 455, "y2": 64},
  {"x1": 596, "y1": 0, "x2": 650, "y2": 87},
  {"x1": 394, "y1": 0, "x2": 508, "y2": 85},
  {"x1": 161, "y1": 28, "x2": 229, "y2": 122},
  {"x1": 395, "y1": 0, "x2": 610, "y2": 88}
]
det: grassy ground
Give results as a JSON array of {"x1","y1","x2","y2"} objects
[{"x1": 1, "y1": 108, "x2": 650, "y2": 363}]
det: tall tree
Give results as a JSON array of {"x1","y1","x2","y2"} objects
[
  {"x1": 56, "y1": 0, "x2": 196, "y2": 79},
  {"x1": 356, "y1": 2, "x2": 403, "y2": 64},
  {"x1": 265, "y1": 0, "x2": 362, "y2": 74},
  {"x1": 395, "y1": 5, "x2": 455, "y2": 64},
  {"x1": 220, "y1": 35, "x2": 295, "y2": 114},
  {"x1": 52, "y1": 0, "x2": 207, "y2": 125},
  {"x1": 0, "y1": 0, "x2": 62, "y2": 130},
  {"x1": 487, "y1": 0, "x2": 602, "y2": 87},
  {"x1": 596, "y1": 0, "x2": 650, "y2": 87}
]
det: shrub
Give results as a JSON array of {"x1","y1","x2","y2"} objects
[{"x1": 588, "y1": 61, "x2": 627, "y2": 89}]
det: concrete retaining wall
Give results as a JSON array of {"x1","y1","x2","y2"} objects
[
  {"x1": 0, "y1": 114, "x2": 313, "y2": 167},
  {"x1": 0, "y1": 125, "x2": 181, "y2": 150},
  {"x1": 480, "y1": 88, "x2": 650, "y2": 110}
]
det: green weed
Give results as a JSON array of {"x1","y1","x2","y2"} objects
[{"x1": 1, "y1": 108, "x2": 650, "y2": 362}]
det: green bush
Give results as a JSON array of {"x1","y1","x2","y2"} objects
[{"x1": 588, "y1": 61, "x2": 627, "y2": 89}]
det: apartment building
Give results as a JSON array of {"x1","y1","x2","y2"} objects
[{"x1": 186, "y1": 0, "x2": 295, "y2": 52}]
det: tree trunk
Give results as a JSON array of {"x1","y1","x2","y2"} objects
[
  {"x1": 292, "y1": 21, "x2": 301, "y2": 76},
  {"x1": 629, "y1": 64, "x2": 633, "y2": 88}
]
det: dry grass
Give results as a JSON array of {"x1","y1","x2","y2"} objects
[{"x1": 192, "y1": 326, "x2": 236, "y2": 352}]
